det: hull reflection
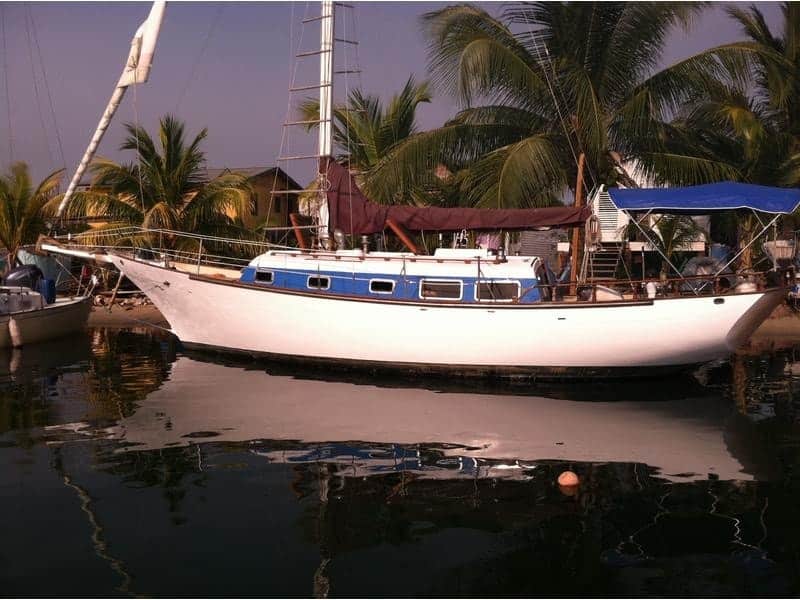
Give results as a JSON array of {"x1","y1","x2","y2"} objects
[{"x1": 88, "y1": 355, "x2": 768, "y2": 482}]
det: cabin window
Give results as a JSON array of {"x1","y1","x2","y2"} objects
[
  {"x1": 255, "y1": 270, "x2": 274, "y2": 283},
  {"x1": 369, "y1": 279, "x2": 395, "y2": 294},
  {"x1": 476, "y1": 281, "x2": 520, "y2": 301},
  {"x1": 308, "y1": 275, "x2": 330, "y2": 290},
  {"x1": 420, "y1": 280, "x2": 462, "y2": 300}
]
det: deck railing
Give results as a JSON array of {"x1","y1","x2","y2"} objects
[{"x1": 47, "y1": 226, "x2": 791, "y2": 302}]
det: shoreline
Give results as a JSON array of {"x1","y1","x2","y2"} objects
[{"x1": 88, "y1": 302, "x2": 170, "y2": 329}]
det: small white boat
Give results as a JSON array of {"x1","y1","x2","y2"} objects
[{"x1": 0, "y1": 266, "x2": 92, "y2": 348}]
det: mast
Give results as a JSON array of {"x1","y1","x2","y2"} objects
[
  {"x1": 56, "y1": 1, "x2": 166, "y2": 218},
  {"x1": 318, "y1": 0, "x2": 334, "y2": 161},
  {"x1": 316, "y1": 0, "x2": 335, "y2": 243}
]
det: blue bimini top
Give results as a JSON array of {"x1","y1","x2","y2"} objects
[{"x1": 608, "y1": 181, "x2": 800, "y2": 214}]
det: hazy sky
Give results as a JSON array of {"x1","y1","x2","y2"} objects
[{"x1": 0, "y1": 1, "x2": 784, "y2": 185}]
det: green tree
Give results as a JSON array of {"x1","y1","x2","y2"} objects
[
  {"x1": 299, "y1": 77, "x2": 442, "y2": 209},
  {"x1": 651, "y1": 3, "x2": 800, "y2": 267},
  {"x1": 55, "y1": 115, "x2": 252, "y2": 250},
  {"x1": 626, "y1": 215, "x2": 706, "y2": 278},
  {"x1": 0, "y1": 162, "x2": 63, "y2": 271},
  {"x1": 300, "y1": 76, "x2": 432, "y2": 176},
  {"x1": 365, "y1": 3, "x2": 755, "y2": 208}
]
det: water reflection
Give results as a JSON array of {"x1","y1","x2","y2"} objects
[{"x1": 1, "y1": 328, "x2": 800, "y2": 596}]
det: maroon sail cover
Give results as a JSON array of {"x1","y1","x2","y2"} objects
[{"x1": 325, "y1": 161, "x2": 590, "y2": 235}]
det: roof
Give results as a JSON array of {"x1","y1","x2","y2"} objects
[
  {"x1": 203, "y1": 166, "x2": 302, "y2": 189},
  {"x1": 608, "y1": 181, "x2": 800, "y2": 215},
  {"x1": 79, "y1": 166, "x2": 304, "y2": 190}
]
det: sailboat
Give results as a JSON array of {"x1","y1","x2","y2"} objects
[{"x1": 42, "y1": 1, "x2": 798, "y2": 378}]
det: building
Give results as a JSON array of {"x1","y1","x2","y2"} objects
[{"x1": 202, "y1": 166, "x2": 303, "y2": 230}]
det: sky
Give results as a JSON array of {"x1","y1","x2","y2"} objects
[{"x1": 0, "y1": 1, "x2": 785, "y2": 186}]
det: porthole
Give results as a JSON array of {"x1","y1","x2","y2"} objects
[
  {"x1": 420, "y1": 280, "x2": 462, "y2": 300},
  {"x1": 255, "y1": 270, "x2": 274, "y2": 283},
  {"x1": 308, "y1": 276, "x2": 330, "y2": 290},
  {"x1": 369, "y1": 279, "x2": 395, "y2": 294}
]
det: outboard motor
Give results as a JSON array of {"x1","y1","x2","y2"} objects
[
  {"x1": 3, "y1": 265, "x2": 43, "y2": 290},
  {"x1": 2, "y1": 265, "x2": 55, "y2": 304}
]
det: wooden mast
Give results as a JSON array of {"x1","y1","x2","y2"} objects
[{"x1": 569, "y1": 153, "x2": 586, "y2": 296}]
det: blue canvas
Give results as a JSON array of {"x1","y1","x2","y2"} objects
[{"x1": 608, "y1": 181, "x2": 800, "y2": 214}]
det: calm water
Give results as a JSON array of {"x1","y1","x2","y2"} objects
[{"x1": 2, "y1": 328, "x2": 800, "y2": 597}]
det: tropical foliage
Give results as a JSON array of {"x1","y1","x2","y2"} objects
[
  {"x1": 652, "y1": 3, "x2": 800, "y2": 266},
  {"x1": 298, "y1": 76, "x2": 446, "y2": 208},
  {"x1": 652, "y1": 3, "x2": 800, "y2": 186},
  {"x1": 299, "y1": 76, "x2": 432, "y2": 174},
  {"x1": 362, "y1": 2, "x2": 762, "y2": 208},
  {"x1": 626, "y1": 215, "x2": 706, "y2": 278},
  {"x1": 54, "y1": 115, "x2": 252, "y2": 250},
  {"x1": 0, "y1": 162, "x2": 63, "y2": 271}
]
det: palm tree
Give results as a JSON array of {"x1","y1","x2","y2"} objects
[
  {"x1": 650, "y1": 3, "x2": 800, "y2": 267},
  {"x1": 0, "y1": 162, "x2": 63, "y2": 272},
  {"x1": 626, "y1": 215, "x2": 706, "y2": 278},
  {"x1": 298, "y1": 77, "x2": 446, "y2": 207},
  {"x1": 299, "y1": 76, "x2": 432, "y2": 176},
  {"x1": 55, "y1": 115, "x2": 252, "y2": 251},
  {"x1": 365, "y1": 3, "x2": 757, "y2": 208}
]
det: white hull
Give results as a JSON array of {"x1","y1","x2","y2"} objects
[
  {"x1": 110, "y1": 254, "x2": 784, "y2": 375},
  {"x1": 1, "y1": 296, "x2": 92, "y2": 348}
]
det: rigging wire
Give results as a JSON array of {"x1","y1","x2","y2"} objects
[
  {"x1": 340, "y1": 4, "x2": 355, "y2": 244},
  {"x1": 1, "y1": 5, "x2": 14, "y2": 165},
  {"x1": 525, "y1": 29, "x2": 589, "y2": 192},
  {"x1": 519, "y1": 9, "x2": 598, "y2": 194},
  {"x1": 24, "y1": 5, "x2": 55, "y2": 169},
  {"x1": 266, "y1": 1, "x2": 312, "y2": 239},
  {"x1": 28, "y1": 3, "x2": 67, "y2": 170},
  {"x1": 132, "y1": 58, "x2": 147, "y2": 215},
  {"x1": 268, "y1": 1, "x2": 299, "y2": 236},
  {"x1": 173, "y1": 3, "x2": 224, "y2": 113}
]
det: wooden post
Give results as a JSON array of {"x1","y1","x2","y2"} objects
[
  {"x1": 569, "y1": 153, "x2": 586, "y2": 296},
  {"x1": 107, "y1": 270, "x2": 125, "y2": 313}
]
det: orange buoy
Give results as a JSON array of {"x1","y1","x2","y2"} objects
[{"x1": 557, "y1": 470, "x2": 579, "y2": 487}]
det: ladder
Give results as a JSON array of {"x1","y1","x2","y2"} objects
[{"x1": 587, "y1": 243, "x2": 622, "y2": 281}]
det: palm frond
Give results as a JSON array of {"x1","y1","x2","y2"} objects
[{"x1": 460, "y1": 134, "x2": 566, "y2": 208}]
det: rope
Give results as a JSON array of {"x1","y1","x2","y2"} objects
[
  {"x1": 1, "y1": 5, "x2": 13, "y2": 165},
  {"x1": 28, "y1": 4, "x2": 66, "y2": 169}
]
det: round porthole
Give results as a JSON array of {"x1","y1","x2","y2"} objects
[{"x1": 714, "y1": 298, "x2": 724, "y2": 305}]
